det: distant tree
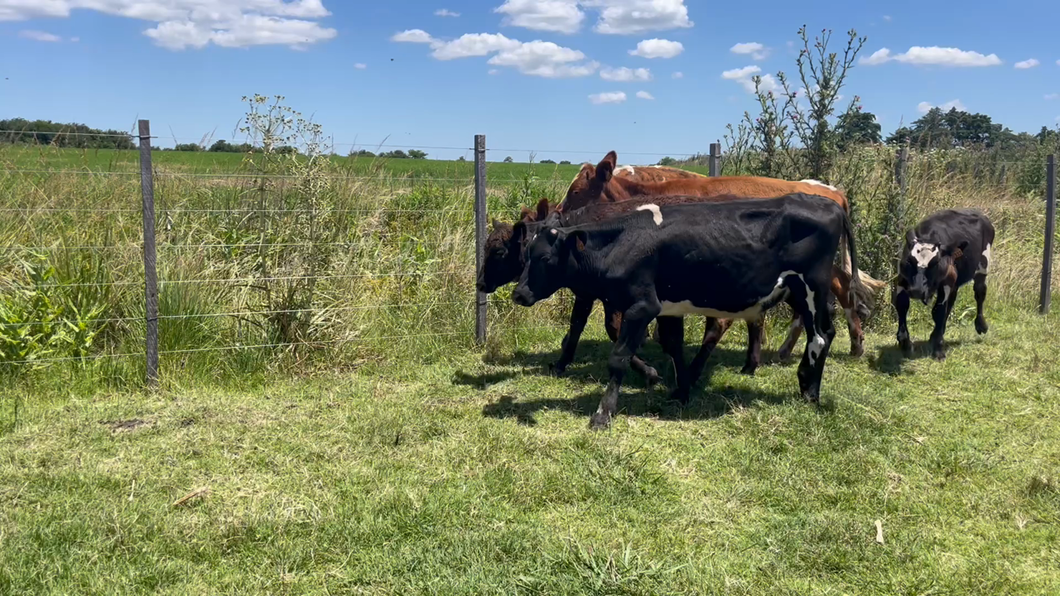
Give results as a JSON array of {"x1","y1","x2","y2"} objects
[
  {"x1": 456, "y1": 156, "x2": 467, "y2": 162},
  {"x1": 559, "y1": 160, "x2": 571, "y2": 165},
  {"x1": 657, "y1": 156, "x2": 677, "y2": 166},
  {"x1": 540, "y1": 159, "x2": 556, "y2": 164},
  {"x1": 835, "y1": 109, "x2": 882, "y2": 149},
  {"x1": 380, "y1": 150, "x2": 409, "y2": 159},
  {"x1": 276, "y1": 145, "x2": 299, "y2": 155},
  {"x1": 407, "y1": 149, "x2": 428, "y2": 159},
  {"x1": 349, "y1": 149, "x2": 375, "y2": 158},
  {"x1": 173, "y1": 143, "x2": 203, "y2": 152},
  {"x1": 889, "y1": 107, "x2": 1015, "y2": 149},
  {"x1": 503, "y1": 156, "x2": 514, "y2": 163},
  {"x1": 0, "y1": 117, "x2": 135, "y2": 149},
  {"x1": 209, "y1": 140, "x2": 236, "y2": 152}
]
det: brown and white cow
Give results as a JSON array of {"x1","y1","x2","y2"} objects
[{"x1": 558, "y1": 151, "x2": 888, "y2": 361}]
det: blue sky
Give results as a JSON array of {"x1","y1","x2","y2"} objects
[{"x1": 1, "y1": 0, "x2": 1058, "y2": 163}]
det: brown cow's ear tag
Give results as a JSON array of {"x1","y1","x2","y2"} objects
[
  {"x1": 952, "y1": 247, "x2": 964, "y2": 260},
  {"x1": 550, "y1": 228, "x2": 558, "y2": 236}
]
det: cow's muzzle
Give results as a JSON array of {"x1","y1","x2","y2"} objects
[{"x1": 512, "y1": 288, "x2": 535, "y2": 307}]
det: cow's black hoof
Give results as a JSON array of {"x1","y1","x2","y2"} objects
[
  {"x1": 898, "y1": 338, "x2": 913, "y2": 357},
  {"x1": 739, "y1": 364, "x2": 757, "y2": 376},
  {"x1": 802, "y1": 391, "x2": 820, "y2": 404},
  {"x1": 589, "y1": 412, "x2": 612, "y2": 430},
  {"x1": 549, "y1": 362, "x2": 568, "y2": 378},
  {"x1": 776, "y1": 348, "x2": 794, "y2": 364},
  {"x1": 975, "y1": 318, "x2": 989, "y2": 335},
  {"x1": 669, "y1": 387, "x2": 691, "y2": 405},
  {"x1": 850, "y1": 341, "x2": 865, "y2": 358},
  {"x1": 932, "y1": 349, "x2": 946, "y2": 362}
]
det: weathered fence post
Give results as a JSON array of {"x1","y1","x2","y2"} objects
[
  {"x1": 474, "y1": 134, "x2": 487, "y2": 344},
  {"x1": 708, "y1": 142, "x2": 721, "y2": 177},
  {"x1": 1041, "y1": 154, "x2": 1056, "y2": 314},
  {"x1": 895, "y1": 145, "x2": 909, "y2": 196},
  {"x1": 137, "y1": 120, "x2": 159, "y2": 387}
]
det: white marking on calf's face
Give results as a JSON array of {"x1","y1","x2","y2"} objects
[
  {"x1": 977, "y1": 243, "x2": 992, "y2": 275},
  {"x1": 800, "y1": 179, "x2": 838, "y2": 192},
  {"x1": 636, "y1": 203, "x2": 663, "y2": 226},
  {"x1": 910, "y1": 241, "x2": 939, "y2": 293}
]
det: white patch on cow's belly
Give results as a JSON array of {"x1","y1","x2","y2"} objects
[
  {"x1": 800, "y1": 179, "x2": 838, "y2": 192},
  {"x1": 616, "y1": 165, "x2": 635, "y2": 176},
  {"x1": 977, "y1": 243, "x2": 991, "y2": 274},
  {"x1": 636, "y1": 203, "x2": 663, "y2": 226},
  {"x1": 660, "y1": 270, "x2": 796, "y2": 320}
]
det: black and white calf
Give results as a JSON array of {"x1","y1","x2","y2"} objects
[
  {"x1": 893, "y1": 208, "x2": 995, "y2": 360},
  {"x1": 511, "y1": 193, "x2": 865, "y2": 429}
]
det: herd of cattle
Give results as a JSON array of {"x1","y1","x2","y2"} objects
[{"x1": 476, "y1": 151, "x2": 996, "y2": 429}]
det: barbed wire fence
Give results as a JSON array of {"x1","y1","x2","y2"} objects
[{"x1": 0, "y1": 122, "x2": 1056, "y2": 387}]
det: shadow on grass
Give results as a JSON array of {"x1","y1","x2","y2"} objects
[
  {"x1": 870, "y1": 338, "x2": 968, "y2": 375},
  {"x1": 457, "y1": 339, "x2": 826, "y2": 425}
]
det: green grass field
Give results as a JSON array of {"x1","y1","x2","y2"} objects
[
  {"x1": 1, "y1": 144, "x2": 712, "y2": 182},
  {"x1": 2, "y1": 303, "x2": 1059, "y2": 594},
  {"x1": 1, "y1": 144, "x2": 1058, "y2": 594}
]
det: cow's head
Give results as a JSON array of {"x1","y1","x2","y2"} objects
[
  {"x1": 901, "y1": 230, "x2": 968, "y2": 304},
  {"x1": 476, "y1": 198, "x2": 550, "y2": 294},
  {"x1": 511, "y1": 224, "x2": 586, "y2": 307},
  {"x1": 559, "y1": 151, "x2": 617, "y2": 213}
]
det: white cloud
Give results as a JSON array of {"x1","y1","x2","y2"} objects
[
  {"x1": 671, "y1": 71, "x2": 683, "y2": 79},
  {"x1": 3, "y1": 1, "x2": 336, "y2": 50},
  {"x1": 636, "y1": 90, "x2": 654, "y2": 100},
  {"x1": 600, "y1": 66, "x2": 651, "y2": 81},
  {"x1": 18, "y1": 29, "x2": 62, "y2": 42},
  {"x1": 494, "y1": 0, "x2": 583, "y2": 34},
  {"x1": 918, "y1": 99, "x2": 966, "y2": 114},
  {"x1": 431, "y1": 33, "x2": 522, "y2": 59},
  {"x1": 487, "y1": 40, "x2": 598, "y2": 77},
  {"x1": 391, "y1": 29, "x2": 435, "y2": 44},
  {"x1": 1057, "y1": 59, "x2": 1060, "y2": 66},
  {"x1": 722, "y1": 65, "x2": 775, "y2": 93},
  {"x1": 354, "y1": 63, "x2": 366, "y2": 69},
  {"x1": 434, "y1": 8, "x2": 460, "y2": 17},
  {"x1": 860, "y1": 48, "x2": 892, "y2": 66},
  {"x1": 1044, "y1": 93, "x2": 1058, "y2": 100},
  {"x1": 586, "y1": 0, "x2": 693, "y2": 35},
  {"x1": 730, "y1": 42, "x2": 769, "y2": 61},
  {"x1": 1014, "y1": 58, "x2": 1040, "y2": 69},
  {"x1": 629, "y1": 38, "x2": 683, "y2": 59},
  {"x1": 69, "y1": 36, "x2": 79, "y2": 42},
  {"x1": 589, "y1": 91, "x2": 627, "y2": 104},
  {"x1": 395, "y1": 28, "x2": 597, "y2": 78},
  {"x1": 488, "y1": 69, "x2": 500, "y2": 75},
  {"x1": 883, "y1": 15, "x2": 892, "y2": 22},
  {"x1": 860, "y1": 46, "x2": 1002, "y2": 67}
]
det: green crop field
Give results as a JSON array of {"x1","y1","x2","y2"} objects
[{"x1": 1, "y1": 143, "x2": 1058, "y2": 594}]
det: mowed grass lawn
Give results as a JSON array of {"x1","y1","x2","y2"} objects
[{"x1": 2, "y1": 295, "x2": 1059, "y2": 595}]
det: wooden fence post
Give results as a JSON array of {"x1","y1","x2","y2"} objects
[
  {"x1": 1041, "y1": 154, "x2": 1056, "y2": 314},
  {"x1": 474, "y1": 134, "x2": 487, "y2": 344},
  {"x1": 708, "y1": 142, "x2": 721, "y2": 177},
  {"x1": 896, "y1": 145, "x2": 909, "y2": 196},
  {"x1": 138, "y1": 120, "x2": 159, "y2": 387}
]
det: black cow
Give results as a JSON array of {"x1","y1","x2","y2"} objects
[
  {"x1": 893, "y1": 208, "x2": 995, "y2": 361},
  {"x1": 511, "y1": 193, "x2": 865, "y2": 429}
]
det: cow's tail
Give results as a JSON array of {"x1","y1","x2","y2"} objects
[
  {"x1": 837, "y1": 195, "x2": 888, "y2": 302},
  {"x1": 840, "y1": 207, "x2": 881, "y2": 319}
]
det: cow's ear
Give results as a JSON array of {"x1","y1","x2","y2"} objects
[
  {"x1": 491, "y1": 218, "x2": 503, "y2": 230},
  {"x1": 564, "y1": 230, "x2": 588, "y2": 254},
  {"x1": 944, "y1": 239, "x2": 970, "y2": 259},
  {"x1": 595, "y1": 151, "x2": 616, "y2": 183},
  {"x1": 512, "y1": 221, "x2": 527, "y2": 243},
  {"x1": 535, "y1": 197, "x2": 550, "y2": 221},
  {"x1": 905, "y1": 229, "x2": 917, "y2": 247}
]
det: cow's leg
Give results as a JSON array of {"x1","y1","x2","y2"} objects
[
  {"x1": 741, "y1": 317, "x2": 765, "y2": 375},
  {"x1": 974, "y1": 273, "x2": 989, "y2": 335},
  {"x1": 894, "y1": 285, "x2": 913, "y2": 357},
  {"x1": 794, "y1": 275, "x2": 836, "y2": 404},
  {"x1": 551, "y1": 295, "x2": 595, "y2": 376},
  {"x1": 590, "y1": 301, "x2": 659, "y2": 430},
  {"x1": 679, "y1": 317, "x2": 734, "y2": 395},
  {"x1": 603, "y1": 302, "x2": 660, "y2": 385},
  {"x1": 830, "y1": 267, "x2": 865, "y2": 358},
  {"x1": 929, "y1": 284, "x2": 956, "y2": 361},
  {"x1": 777, "y1": 315, "x2": 804, "y2": 363},
  {"x1": 656, "y1": 316, "x2": 692, "y2": 403}
]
